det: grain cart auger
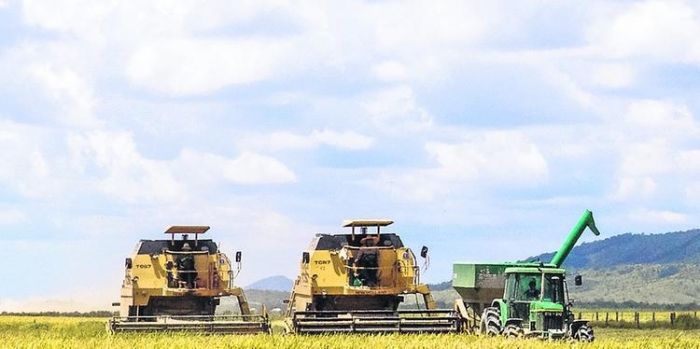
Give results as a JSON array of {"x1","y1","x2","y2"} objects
[
  {"x1": 452, "y1": 210, "x2": 601, "y2": 341},
  {"x1": 108, "y1": 226, "x2": 270, "y2": 334},
  {"x1": 284, "y1": 219, "x2": 460, "y2": 334}
]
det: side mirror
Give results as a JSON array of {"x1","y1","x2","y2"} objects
[
  {"x1": 420, "y1": 246, "x2": 428, "y2": 258},
  {"x1": 302, "y1": 252, "x2": 310, "y2": 264},
  {"x1": 125, "y1": 258, "x2": 132, "y2": 269},
  {"x1": 574, "y1": 275, "x2": 582, "y2": 286},
  {"x1": 235, "y1": 251, "x2": 242, "y2": 263}
]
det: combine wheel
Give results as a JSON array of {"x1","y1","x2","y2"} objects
[
  {"x1": 503, "y1": 323, "x2": 524, "y2": 338},
  {"x1": 573, "y1": 324, "x2": 594, "y2": 342},
  {"x1": 480, "y1": 307, "x2": 502, "y2": 336}
]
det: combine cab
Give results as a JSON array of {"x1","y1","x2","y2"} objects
[
  {"x1": 284, "y1": 219, "x2": 460, "y2": 334},
  {"x1": 108, "y1": 226, "x2": 270, "y2": 334},
  {"x1": 453, "y1": 210, "x2": 600, "y2": 341}
]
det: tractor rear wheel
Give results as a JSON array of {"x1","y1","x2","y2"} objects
[
  {"x1": 574, "y1": 324, "x2": 594, "y2": 342},
  {"x1": 503, "y1": 323, "x2": 524, "y2": 338},
  {"x1": 480, "y1": 307, "x2": 502, "y2": 336}
]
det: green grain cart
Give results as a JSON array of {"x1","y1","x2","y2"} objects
[{"x1": 452, "y1": 210, "x2": 600, "y2": 341}]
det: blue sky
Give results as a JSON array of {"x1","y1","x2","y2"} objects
[{"x1": 2, "y1": 0, "x2": 700, "y2": 311}]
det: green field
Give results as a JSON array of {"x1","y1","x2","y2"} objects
[{"x1": 3, "y1": 316, "x2": 700, "y2": 348}]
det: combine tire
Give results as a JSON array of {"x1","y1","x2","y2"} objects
[
  {"x1": 480, "y1": 307, "x2": 502, "y2": 336},
  {"x1": 574, "y1": 324, "x2": 594, "y2": 342},
  {"x1": 503, "y1": 323, "x2": 524, "y2": 338}
]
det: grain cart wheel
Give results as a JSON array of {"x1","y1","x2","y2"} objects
[
  {"x1": 480, "y1": 307, "x2": 502, "y2": 336},
  {"x1": 574, "y1": 324, "x2": 594, "y2": 342},
  {"x1": 503, "y1": 323, "x2": 524, "y2": 338}
]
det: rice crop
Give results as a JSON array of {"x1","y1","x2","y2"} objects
[{"x1": 2, "y1": 316, "x2": 700, "y2": 349}]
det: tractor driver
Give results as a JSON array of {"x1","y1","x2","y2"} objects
[
  {"x1": 353, "y1": 236, "x2": 379, "y2": 287},
  {"x1": 177, "y1": 243, "x2": 197, "y2": 289},
  {"x1": 525, "y1": 279, "x2": 540, "y2": 300}
]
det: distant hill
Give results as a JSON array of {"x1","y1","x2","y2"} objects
[
  {"x1": 527, "y1": 229, "x2": 700, "y2": 269},
  {"x1": 244, "y1": 275, "x2": 293, "y2": 292}
]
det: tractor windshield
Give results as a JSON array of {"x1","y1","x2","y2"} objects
[{"x1": 507, "y1": 273, "x2": 541, "y2": 301}]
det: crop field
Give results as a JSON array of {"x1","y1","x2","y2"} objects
[{"x1": 3, "y1": 316, "x2": 700, "y2": 348}]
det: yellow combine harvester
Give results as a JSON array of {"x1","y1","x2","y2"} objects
[
  {"x1": 284, "y1": 219, "x2": 460, "y2": 334},
  {"x1": 108, "y1": 226, "x2": 270, "y2": 334}
]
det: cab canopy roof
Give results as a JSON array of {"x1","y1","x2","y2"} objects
[
  {"x1": 343, "y1": 219, "x2": 393, "y2": 239},
  {"x1": 164, "y1": 226, "x2": 210, "y2": 235},
  {"x1": 342, "y1": 219, "x2": 393, "y2": 227}
]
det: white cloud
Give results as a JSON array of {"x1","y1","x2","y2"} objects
[
  {"x1": 426, "y1": 131, "x2": 549, "y2": 184},
  {"x1": 25, "y1": 63, "x2": 100, "y2": 128},
  {"x1": 372, "y1": 61, "x2": 408, "y2": 82},
  {"x1": 175, "y1": 149, "x2": 296, "y2": 186},
  {"x1": 366, "y1": 1, "x2": 489, "y2": 52},
  {"x1": 0, "y1": 209, "x2": 27, "y2": 225},
  {"x1": 617, "y1": 141, "x2": 672, "y2": 177},
  {"x1": 587, "y1": 1, "x2": 700, "y2": 63},
  {"x1": 624, "y1": 99, "x2": 696, "y2": 131},
  {"x1": 241, "y1": 129, "x2": 373, "y2": 152},
  {"x1": 542, "y1": 67, "x2": 595, "y2": 108},
  {"x1": 224, "y1": 152, "x2": 296, "y2": 184},
  {"x1": 69, "y1": 131, "x2": 183, "y2": 203},
  {"x1": 677, "y1": 150, "x2": 700, "y2": 173},
  {"x1": 612, "y1": 176, "x2": 657, "y2": 201},
  {"x1": 629, "y1": 208, "x2": 687, "y2": 224},
  {"x1": 362, "y1": 85, "x2": 433, "y2": 131},
  {"x1": 126, "y1": 38, "x2": 295, "y2": 95},
  {"x1": 0, "y1": 120, "x2": 67, "y2": 199},
  {"x1": 372, "y1": 130, "x2": 549, "y2": 201},
  {"x1": 590, "y1": 63, "x2": 636, "y2": 88}
]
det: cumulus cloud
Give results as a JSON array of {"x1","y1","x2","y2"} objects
[
  {"x1": 0, "y1": 209, "x2": 27, "y2": 226},
  {"x1": 372, "y1": 61, "x2": 407, "y2": 82},
  {"x1": 587, "y1": 1, "x2": 700, "y2": 63},
  {"x1": 224, "y1": 152, "x2": 297, "y2": 184},
  {"x1": 126, "y1": 38, "x2": 296, "y2": 95},
  {"x1": 240, "y1": 129, "x2": 373, "y2": 152},
  {"x1": 175, "y1": 149, "x2": 296, "y2": 185},
  {"x1": 610, "y1": 99, "x2": 700, "y2": 204},
  {"x1": 372, "y1": 130, "x2": 549, "y2": 201},
  {"x1": 0, "y1": 120, "x2": 67, "y2": 199},
  {"x1": 590, "y1": 63, "x2": 636, "y2": 88},
  {"x1": 624, "y1": 99, "x2": 697, "y2": 135},
  {"x1": 25, "y1": 63, "x2": 101, "y2": 128},
  {"x1": 362, "y1": 85, "x2": 433, "y2": 131},
  {"x1": 426, "y1": 131, "x2": 549, "y2": 184},
  {"x1": 629, "y1": 208, "x2": 687, "y2": 225},
  {"x1": 68, "y1": 131, "x2": 183, "y2": 203}
]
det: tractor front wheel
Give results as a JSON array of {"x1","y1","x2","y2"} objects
[
  {"x1": 503, "y1": 323, "x2": 524, "y2": 338},
  {"x1": 574, "y1": 324, "x2": 595, "y2": 342},
  {"x1": 480, "y1": 307, "x2": 502, "y2": 336}
]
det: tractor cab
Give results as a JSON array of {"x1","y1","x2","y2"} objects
[{"x1": 502, "y1": 266, "x2": 570, "y2": 338}]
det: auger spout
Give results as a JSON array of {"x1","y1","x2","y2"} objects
[{"x1": 550, "y1": 209, "x2": 600, "y2": 268}]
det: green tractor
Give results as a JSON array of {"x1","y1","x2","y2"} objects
[{"x1": 453, "y1": 210, "x2": 600, "y2": 341}]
